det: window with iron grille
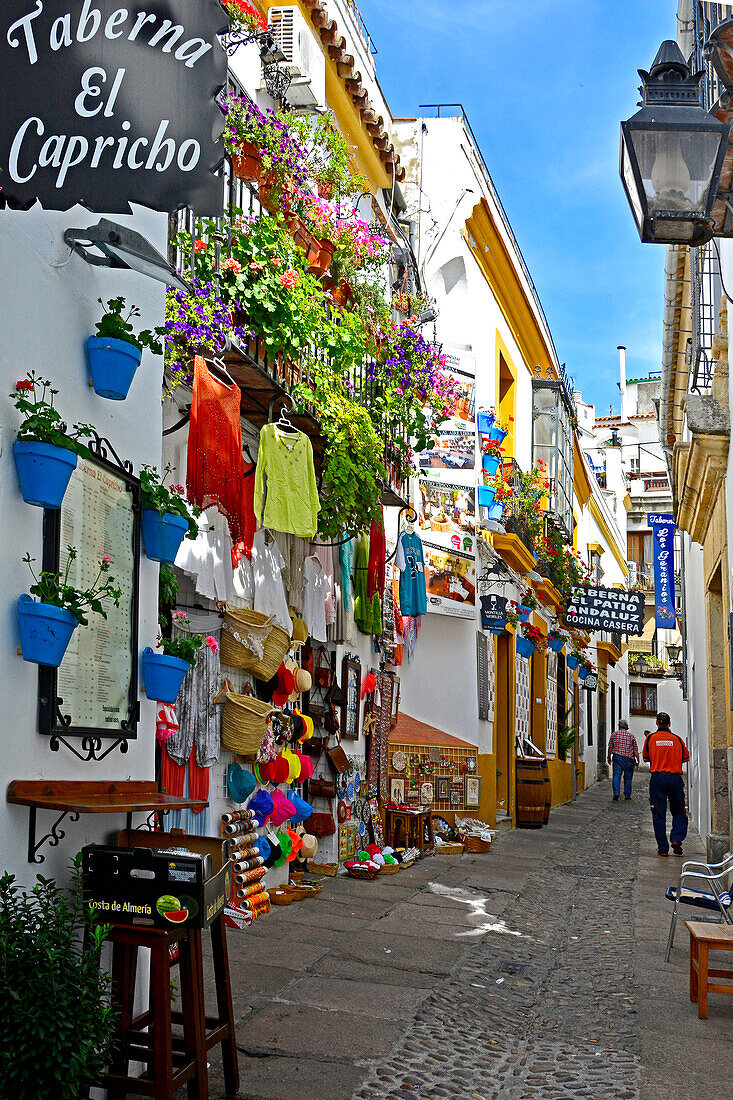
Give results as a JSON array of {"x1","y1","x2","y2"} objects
[
  {"x1": 532, "y1": 379, "x2": 574, "y2": 539},
  {"x1": 630, "y1": 682, "x2": 657, "y2": 716}
]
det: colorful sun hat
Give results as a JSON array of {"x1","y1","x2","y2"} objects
[
  {"x1": 269, "y1": 756, "x2": 290, "y2": 785},
  {"x1": 266, "y1": 837, "x2": 282, "y2": 868},
  {"x1": 285, "y1": 826, "x2": 303, "y2": 861},
  {"x1": 249, "y1": 789, "x2": 274, "y2": 825},
  {"x1": 254, "y1": 836, "x2": 271, "y2": 862},
  {"x1": 289, "y1": 614, "x2": 308, "y2": 646},
  {"x1": 288, "y1": 790, "x2": 313, "y2": 824},
  {"x1": 300, "y1": 832, "x2": 318, "y2": 859},
  {"x1": 269, "y1": 789, "x2": 296, "y2": 827},
  {"x1": 283, "y1": 747, "x2": 301, "y2": 782},
  {"x1": 271, "y1": 662, "x2": 296, "y2": 708},
  {"x1": 227, "y1": 762, "x2": 256, "y2": 804},
  {"x1": 276, "y1": 827, "x2": 293, "y2": 862},
  {"x1": 296, "y1": 751, "x2": 313, "y2": 780}
]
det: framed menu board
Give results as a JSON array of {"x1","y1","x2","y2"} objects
[
  {"x1": 341, "y1": 656, "x2": 362, "y2": 741},
  {"x1": 39, "y1": 443, "x2": 140, "y2": 755}
]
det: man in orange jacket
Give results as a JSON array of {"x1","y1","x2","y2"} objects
[{"x1": 643, "y1": 712, "x2": 689, "y2": 856}]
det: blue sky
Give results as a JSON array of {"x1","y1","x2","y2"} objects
[{"x1": 362, "y1": 0, "x2": 674, "y2": 412}]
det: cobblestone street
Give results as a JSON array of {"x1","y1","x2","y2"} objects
[{"x1": 206, "y1": 777, "x2": 733, "y2": 1100}]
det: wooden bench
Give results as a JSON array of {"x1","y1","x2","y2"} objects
[{"x1": 686, "y1": 920, "x2": 733, "y2": 1017}]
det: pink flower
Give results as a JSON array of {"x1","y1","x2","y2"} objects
[
  {"x1": 172, "y1": 484, "x2": 185, "y2": 494},
  {"x1": 205, "y1": 635, "x2": 219, "y2": 654},
  {"x1": 271, "y1": 257, "x2": 282, "y2": 268},
  {"x1": 222, "y1": 257, "x2": 242, "y2": 274},
  {"x1": 249, "y1": 260, "x2": 264, "y2": 273},
  {"x1": 172, "y1": 611, "x2": 186, "y2": 621},
  {"x1": 102, "y1": 555, "x2": 111, "y2": 564},
  {"x1": 279, "y1": 268, "x2": 299, "y2": 289}
]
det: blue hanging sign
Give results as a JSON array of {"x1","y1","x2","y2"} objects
[{"x1": 648, "y1": 513, "x2": 676, "y2": 629}]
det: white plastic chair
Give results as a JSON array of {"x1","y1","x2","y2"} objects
[{"x1": 665, "y1": 855, "x2": 733, "y2": 961}]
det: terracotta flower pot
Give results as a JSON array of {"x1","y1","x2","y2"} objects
[
  {"x1": 232, "y1": 140, "x2": 262, "y2": 183},
  {"x1": 309, "y1": 237, "x2": 336, "y2": 277},
  {"x1": 259, "y1": 171, "x2": 295, "y2": 214}
]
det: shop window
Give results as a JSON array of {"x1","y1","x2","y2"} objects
[
  {"x1": 630, "y1": 682, "x2": 657, "y2": 716},
  {"x1": 532, "y1": 379, "x2": 574, "y2": 539},
  {"x1": 586, "y1": 690, "x2": 593, "y2": 746}
]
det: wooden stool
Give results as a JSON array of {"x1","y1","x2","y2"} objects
[
  {"x1": 386, "y1": 809, "x2": 434, "y2": 853},
  {"x1": 102, "y1": 914, "x2": 239, "y2": 1099},
  {"x1": 686, "y1": 920, "x2": 733, "y2": 1018}
]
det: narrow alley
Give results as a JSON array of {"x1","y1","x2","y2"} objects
[{"x1": 205, "y1": 778, "x2": 728, "y2": 1100}]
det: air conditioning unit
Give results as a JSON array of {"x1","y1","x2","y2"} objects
[{"x1": 267, "y1": 6, "x2": 326, "y2": 108}]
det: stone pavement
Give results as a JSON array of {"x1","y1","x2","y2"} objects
[{"x1": 203, "y1": 775, "x2": 733, "y2": 1099}]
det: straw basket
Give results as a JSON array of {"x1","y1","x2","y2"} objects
[
  {"x1": 221, "y1": 606, "x2": 290, "y2": 680},
  {"x1": 459, "y1": 834, "x2": 492, "y2": 854},
  {"x1": 379, "y1": 863, "x2": 401, "y2": 874},
  {"x1": 308, "y1": 861, "x2": 338, "y2": 877},
  {"x1": 347, "y1": 865, "x2": 379, "y2": 881},
  {"x1": 215, "y1": 679, "x2": 276, "y2": 758},
  {"x1": 435, "y1": 842, "x2": 464, "y2": 856}
]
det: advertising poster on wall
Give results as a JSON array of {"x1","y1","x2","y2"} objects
[
  {"x1": 419, "y1": 479, "x2": 475, "y2": 556},
  {"x1": 418, "y1": 348, "x2": 476, "y2": 485},
  {"x1": 423, "y1": 542, "x2": 476, "y2": 619}
]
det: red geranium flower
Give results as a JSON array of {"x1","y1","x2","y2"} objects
[
  {"x1": 194, "y1": 239, "x2": 207, "y2": 253},
  {"x1": 15, "y1": 380, "x2": 33, "y2": 391}
]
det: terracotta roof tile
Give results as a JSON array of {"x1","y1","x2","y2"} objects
[{"x1": 389, "y1": 713, "x2": 475, "y2": 748}]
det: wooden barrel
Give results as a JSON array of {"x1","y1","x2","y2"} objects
[
  {"x1": 540, "y1": 758, "x2": 551, "y2": 825},
  {"x1": 515, "y1": 758, "x2": 545, "y2": 829}
]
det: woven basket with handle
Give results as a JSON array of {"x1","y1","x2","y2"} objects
[
  {"x1": 459, "y1": 834, "x2": 492, "y2": 853},
  {"x1": 221, "y1": 606, "x2": 290, "y2": 680},
  {"x1": 214, "y1": 678, "x2": 276, "y2": 758}
]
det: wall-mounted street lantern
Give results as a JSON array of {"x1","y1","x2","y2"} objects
[
  {"x1": 666, "y1": 642, "x2": 682, "y2": 663},
  {"x1": 620, "y1": 40, "x2": 730, "y2": 245},
  {"x1": 631, "y1": 654, "x2": 649, "y2": 675},
  {"x1": 64, "y1": 220, "x2": 191, "y2": 294}
]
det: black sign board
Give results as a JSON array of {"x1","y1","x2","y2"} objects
[
  {"x1": 583, "y1": 672, "x2": 598, "y2": 692},
  {"x1": 565, "y1": 586, "x2": 645, "y2": 635},
  {"x1": 480, "y1": 593, "x2": 508, "y2": 630},
  {"x1": 1, "y1": 1, "x2": 226, "y2": 213}
]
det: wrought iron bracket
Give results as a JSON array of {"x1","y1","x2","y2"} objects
[
  {"x1": 385, "y1": 505, "x2": 418, "y2": 563},
  {"x1": 27, "y1": 807, "x2": 81, "y2": 864},
  {"x1": 135, "y1": 808, "x2": 172, "y2": 832},
  {"x1": 49, "y1": 734, "x2": 130, "y2": 761}
]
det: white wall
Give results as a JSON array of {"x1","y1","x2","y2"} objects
[
  {"x1": 627, "y1": 676, "x2": 687, "y2": 758},
  {"x1": 0, "y1": 204, "x2": 165, "y2": 886}
]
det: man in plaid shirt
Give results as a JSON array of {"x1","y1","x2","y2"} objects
[{"x1": 607, "y1": 720, "x2": 639, "y2": 801}]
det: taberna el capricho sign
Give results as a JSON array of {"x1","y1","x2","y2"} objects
[
  {"x1": 564, "y1": 585, "x2": 645, "y2": 635},
  {"x1": 0, "y1": 1, "x2": 227, "y2": 214}
]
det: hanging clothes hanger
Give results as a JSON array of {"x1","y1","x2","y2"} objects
[{"x1": 269, "y1": 393, "x2": 299, "y2": 435}]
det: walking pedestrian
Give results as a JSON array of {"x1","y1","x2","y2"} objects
[
  {"x1": 643, "y1": 712, "x2": 689, "y2": 857},
  {"x1": 607, "y1": 719, "x2": 639, "y2": 801}
]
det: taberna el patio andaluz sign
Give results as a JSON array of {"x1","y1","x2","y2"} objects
[
  {"x1": 564, "y1": 585, "x2": 645, "y2": 635},
  {"x1": 0, "y1": 1, "x2": 227, "y2": 214}
]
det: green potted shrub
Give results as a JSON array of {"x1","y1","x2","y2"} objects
[
  {"x1": 87, "y1": 297, "x2": 164, "y2": 401},
  {"x1": 0, "y1": 858, "x2": 118, "y2": 1100},
  {"x1": 139, "y1": 465, "x2": 199, "y2": 565},
  {"x1": 17, "y1": 548, "x2": 121, "y2": 667},
  {"x1": 11, "y1": 373, "x2": 92, "y2": 510}
]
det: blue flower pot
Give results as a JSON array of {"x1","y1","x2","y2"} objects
[
  {"x1": 17, "y1": 595, "x2": 78, "y2": 666},
  {"x1": 477, "y1": 410, "x2": 496, "y2": 434},
  {"x1": 87, "y1": 336, "x2": 142, "y2": 400},
  {"x1": 548, "y1": 635, "x2": 565, "y2": 654},
  {"x1": 518, "y1": 605, "x2": 532, "y2": 623},
  {"x1": 481, "y1": 454, "x2": 501, "y2": 477},
  {"x1": 13, "y1": 440, "x2": 77, "y2": 509},
  {"x1": 486, "y1": 500, "x2": 505, "y2": 522},
  {"x1": 567, "y1": 654, "x2": 580, "y2": 670},
  {"x1": 487, "y1": 425, "x2": 507, "y2": 443},
  {"x1": 477, "y1": 485, "x2": 496, "y2": 507},
  {"x1": 516, "y1": 635, "x2": 536, "y2": 659},
  {"x1": 579, "y1": 666, "x2": 590, "y2": 681},
  {"x1": 141, "y1": 510, "x2": 189, "y2": 564},
  {"x1": 142, "y1": 647, "x2": 190, "y2": 703}
]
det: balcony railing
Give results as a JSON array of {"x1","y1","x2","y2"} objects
[{"x1": 169, "y1": 161, "x2": 409, "y2": 504}]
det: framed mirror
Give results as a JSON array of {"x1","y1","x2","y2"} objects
[
  {"x1": 341, "y1": 655, "x2": 362, "y2": 741},
  {"x1": 38, "y1": 442, "x2": 140, "y2": 755}
]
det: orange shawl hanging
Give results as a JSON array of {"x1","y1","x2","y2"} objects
[{"x1": 187, "y1": 355, "x2": 255, "y2": 560}]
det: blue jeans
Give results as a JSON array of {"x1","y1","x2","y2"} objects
[
  {"x1": 649, "y1": 771, "x2": 688, "y2": 853},
  {"x1": 612, "y1": 755, "x2": 635, "y2": 798}
]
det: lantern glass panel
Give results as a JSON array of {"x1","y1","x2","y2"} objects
[
  {"x1": 631, "y1": 127, "x2": 721, "y2": 218},
  {"x1": 532, "y1": 381, "x2": 574, "y2": 537}
]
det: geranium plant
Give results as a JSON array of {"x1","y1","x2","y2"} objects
[
  {"x1": 94, "y1": 297, "x2": 164, "y2": 354},
  {"x1": 139, "y1": 465, "x2": 199, "y2": 539},
  {"x1": 157, "y1": 611, "x2": 219, "y2": 665},
  {"x1": 11, "y1": 373, "x2": 92, "y2": 454},
  {"x1": 22, "y1": 548, "x2": 122, "y2": 626},
  {"x1": 223, "y1": 0, "x2": 267, "y2": 36},
  {"x1": 485, "y1": 406, "x2": 514, "y2": 434},
  {"x1": 220, "y1": 98, "x2": 308, "y2": 205},
  {"x1": 523, "y1": 623, "x2": 547, "y2": 651}
]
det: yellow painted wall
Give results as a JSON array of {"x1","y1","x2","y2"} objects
[
  {"x1": 477, "y1": 752, "x2": 497, "y2": 828},
  {"x1": 546, "y1": 757, "x2": 573, "y2": 807}
]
